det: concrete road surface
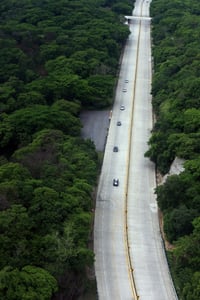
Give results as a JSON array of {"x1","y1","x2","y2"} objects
[{"x1": 94, "y1": 0, "x2": 178, "y2": 300}]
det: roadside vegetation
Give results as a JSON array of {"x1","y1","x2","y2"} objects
[
  {"x1": 146, "y1": 0, "x2": 200, "y2": 298},
  {"x1": 0, "y1": 0, "x2": 132, "y2": 299}
]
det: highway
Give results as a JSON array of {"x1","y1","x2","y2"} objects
[{"x1": 94, "y1": 0, "x2": 178, "y2": 299}]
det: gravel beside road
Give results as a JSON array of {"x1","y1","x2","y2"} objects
[{"x1": 80, "y1": 110, "x2": 110, "y2": 151}]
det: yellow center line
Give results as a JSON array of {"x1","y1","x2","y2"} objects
[{"x1": 123, "y1": 1, "x2": 147, "y2": 299}]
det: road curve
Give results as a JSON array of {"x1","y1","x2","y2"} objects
[{"x1": 94, "y1": 1, "x2": 178, "y2": 299}]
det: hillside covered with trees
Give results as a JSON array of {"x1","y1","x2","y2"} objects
[
  {"x1": 146, "y1": 0, "x2": 200, "y2": 298},
  {"x1": 0, "y1": 0, "x2": 132, "y2": 299}
]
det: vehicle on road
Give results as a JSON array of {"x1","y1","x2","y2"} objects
[
  {"x1": 125, "y1": 79, "x2": 129, "y2": 83},
  {"x1": 113, "y1": 179, "x2": 119, "y2": 186},
  {"x1": 117, "y1": 121, "x2": 122, "y2": 126},
  {"x1": 113, "y1": 146, "x2": 119, "y2": 152},
  {"x1": 122, "y1": 88, "x2": 127, "y2": 92},
  {"x1": 120, "y1": 105, "x2": 125, "y2": 110}
]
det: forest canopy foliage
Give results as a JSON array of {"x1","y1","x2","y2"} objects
[
  {"x1": 148, "y1": 0, "x2": 200, "y2": 299},
  {"x1": 0, "y1": 0, "x2": 131, "y2": 112},
  {"x1": 0, "y1": 0, "x2": 132, "y2": 299}
]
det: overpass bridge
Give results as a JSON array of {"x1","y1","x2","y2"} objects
[{"x1": 125, "y1": 15, "x2": 151, "y2": 22}]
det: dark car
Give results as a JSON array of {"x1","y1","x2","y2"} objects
[
  {"x1": 117, "y1": 121, "x2": 122, "y2": 126},
  {"x1": 113, "y1": 179, "x2": 119, "y2": 186},
  {"x1": 113, "y1": 146, "x2": 118, "y2": 152}
]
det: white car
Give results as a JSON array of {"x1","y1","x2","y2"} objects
[{"x1": 120, "y1": 105, "x2": 125, "y2": 111}]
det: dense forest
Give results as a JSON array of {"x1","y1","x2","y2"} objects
[
  {"x1": 147, "y1": 0, "x2": 200, "y2": 299},
  {"x1": 0, "y1": 0, "x2": 132, "y2": 299},
  {"x1": 2, "y1": 0, "x2": 199, "y2": 298}
]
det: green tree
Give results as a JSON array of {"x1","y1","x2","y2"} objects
[
  {"x1": 182, "y1": 272, "x2": 200, "y2": 300},
  {"x1": 0, "y1": 266, "x2": 58, "y2": 300},
  {"x1": 0, "y1": 161, "x2": 41, "y2": 208},
  {"x1": 28, "y1": 187, "x2": 65, "y2": 234},
  {"x1": 0, "y1": 204, "x2": 31, "y2": 268},
  {"x1": 0, "y1": 104, "x2": 81, "y2": 151},
  {"x1": 30, "y1": 226, "x2": 76, "y2": 275},
  {"x1": 183, "y1": 108, "x2": 200, "y2": 133},
  {"x1": 88, "y1": 74, "x2": 114, "y2": 108},
  {"x1": 17, "y1": 91, "x2": 46, "y2": 108},
  {"x1": 173, "y1": 217, "x2": 200, "y2": 271},
  {"x1": 171, "y1": 217, "x2": 200, "y2": 298},
  {"x1": 164, "y1": 205, "x2": 198, "y2": 242},
  {"x1": 156, "y1": 174, "x2": 188, "y2": 211}
]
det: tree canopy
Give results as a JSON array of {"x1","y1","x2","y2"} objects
[
  {"x1": 0, "y1": 0, "x2": 132, "y2": 298},
  {"x1": 148, "y1": 0, "x2": 200, "y2": 298},
  {"x1": 0, "y1": 266, "x2": 58, "y2": 300}
]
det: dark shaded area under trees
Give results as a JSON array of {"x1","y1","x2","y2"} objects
[
  {"x1": 0, "y1": 0, "x2": 132, "y2": 299},
  {"x1": 146, "y1": 0, "x2": 200, "y2": 299}
]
